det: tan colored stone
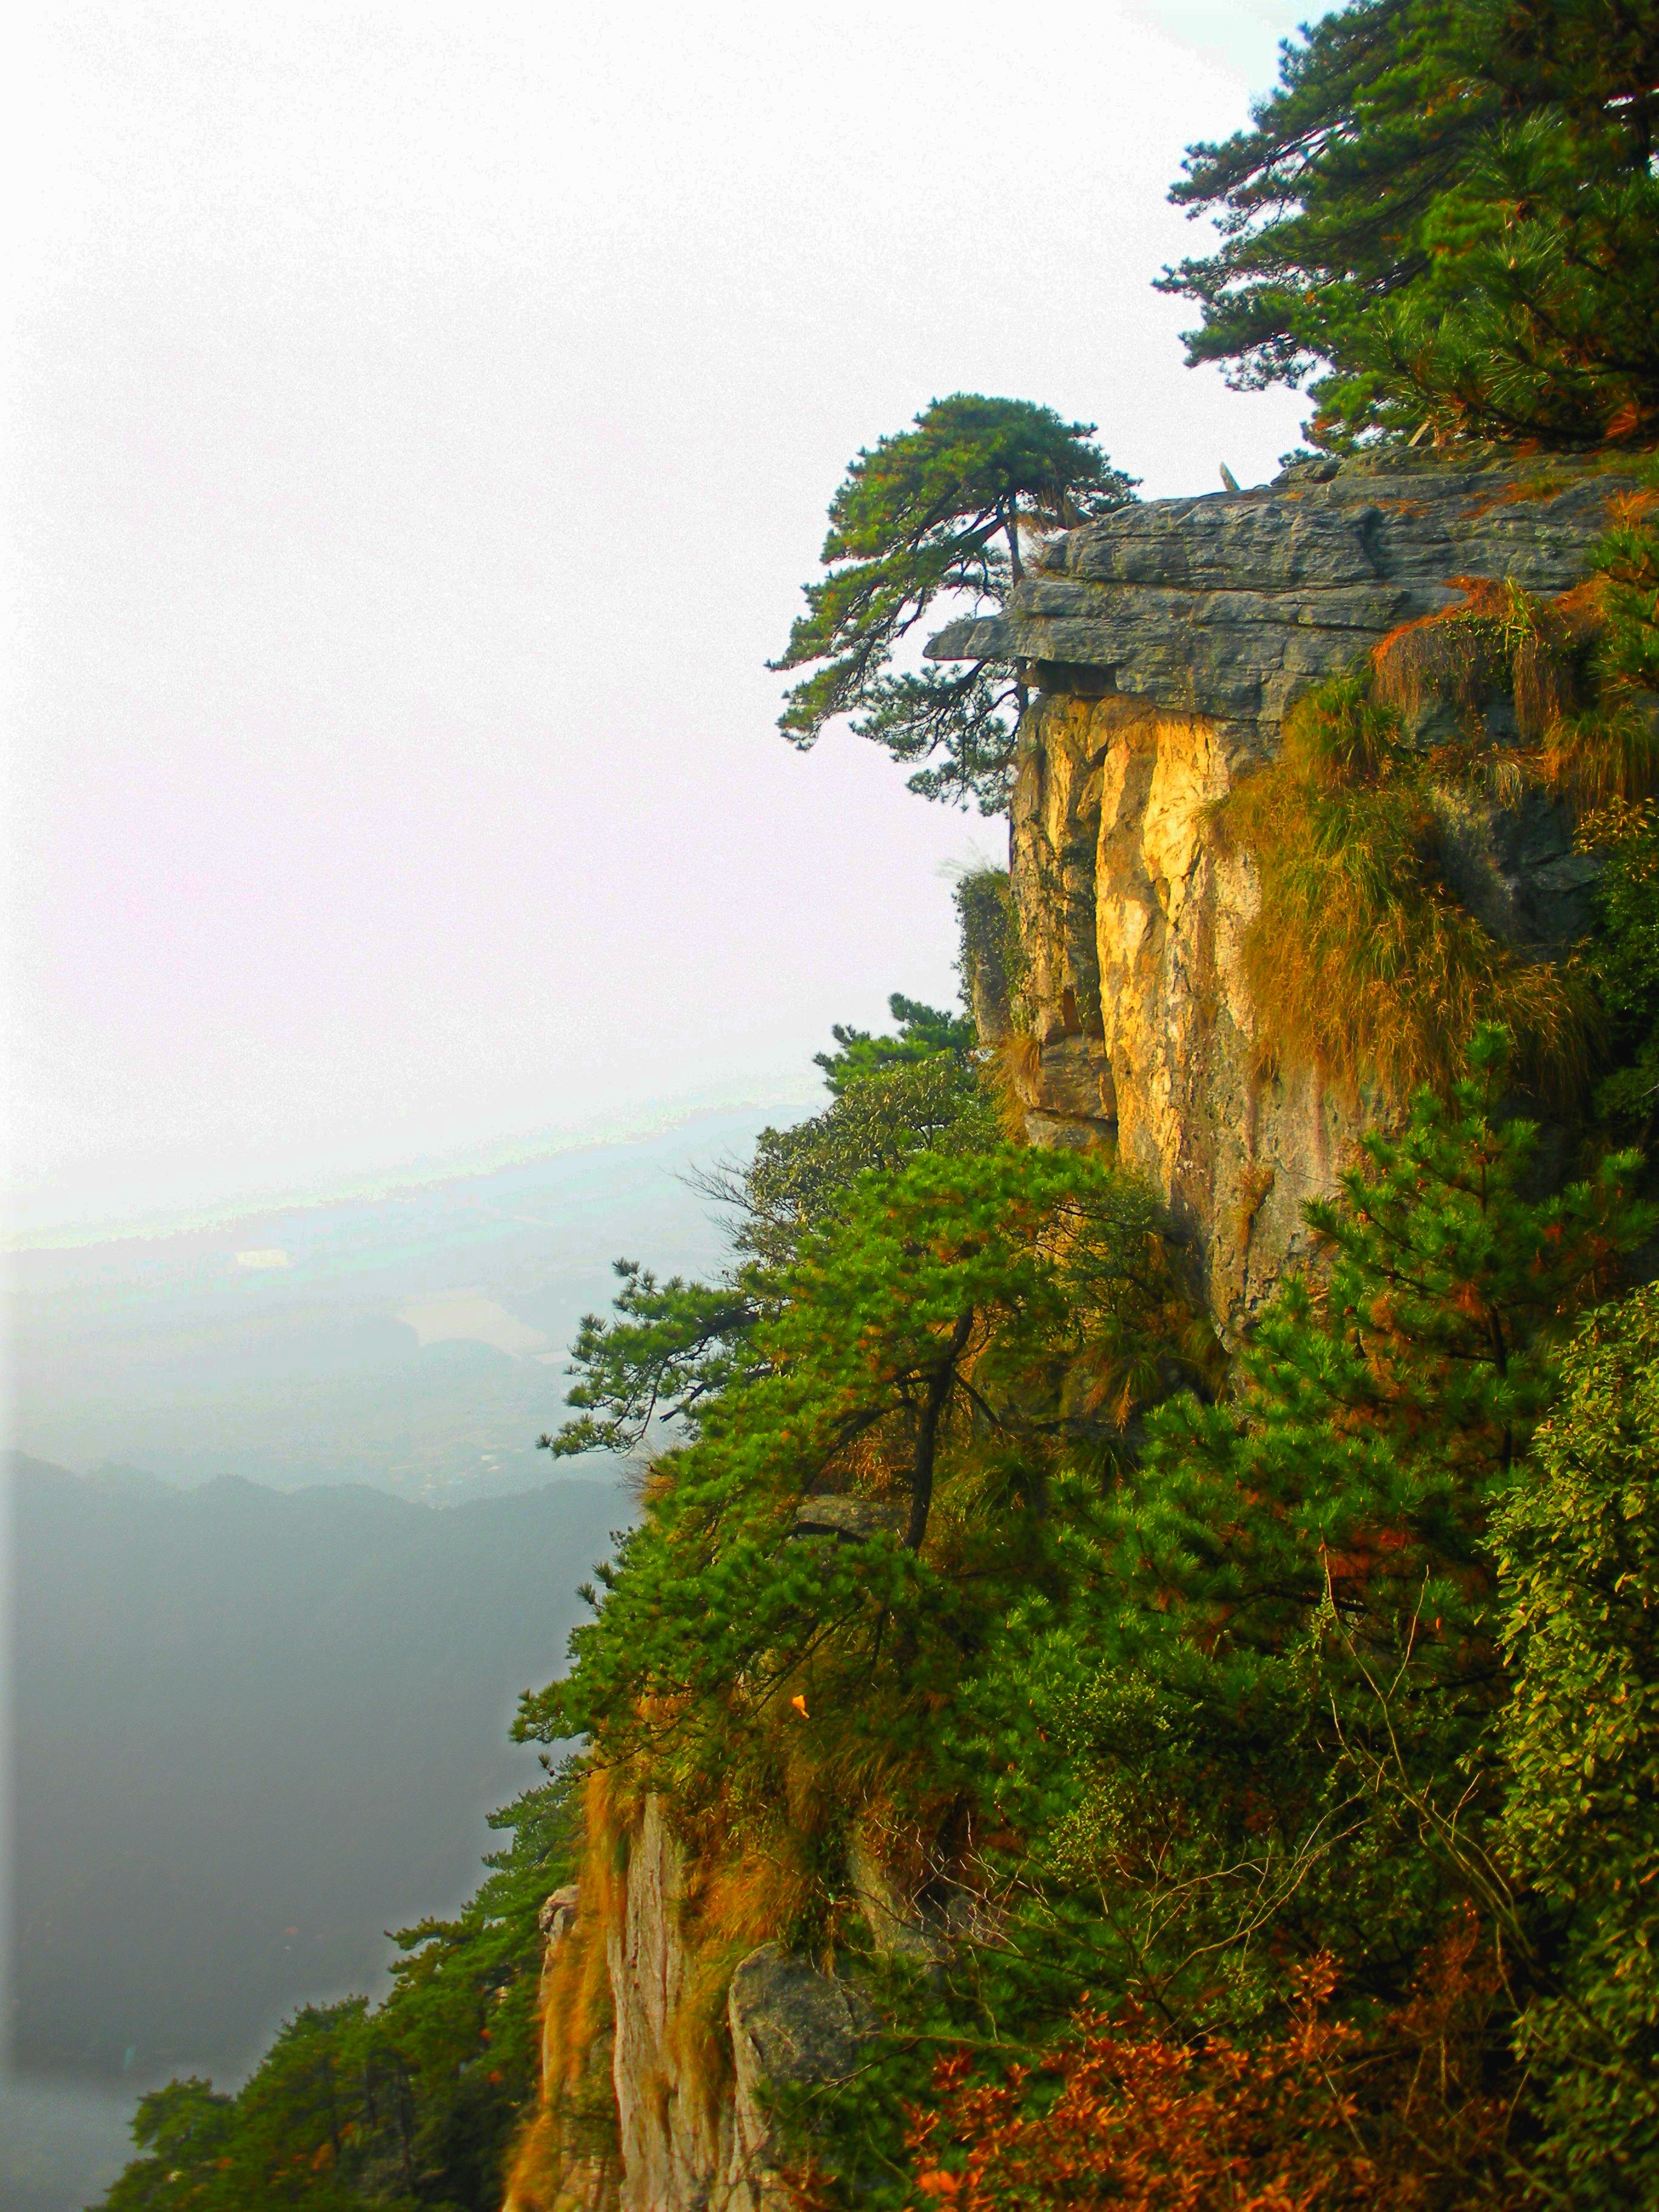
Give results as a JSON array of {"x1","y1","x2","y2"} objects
[
  {"x1": 1013, "y1": 691, "x2": 1356, "y2": 1332},
  {"x1": 608, "y1": 1800, "x2": 731, "y2": 2212}
]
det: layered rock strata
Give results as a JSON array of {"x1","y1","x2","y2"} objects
[
  {"x1": 930, "y1": 453, "x2": 1635, "y2": 1325},
  {"x1": 928, "y1": 454, "x2": 1626, "y2": 756}
]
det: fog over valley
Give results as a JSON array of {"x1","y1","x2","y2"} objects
[
  {"x1": 1, "y1": 1115, "x2": 755, "y2": 2207},
  {"x1": 7, "y1": 1116, "x2": 761, "y2": 1500}
]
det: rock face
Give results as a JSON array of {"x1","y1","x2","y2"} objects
[
  {"x1": 508, "y1": 1802, "x2": 873, "y2": 2212},
  {"x1": 929, "y1": 454, "x2": 1625, "y2": 759},
  {"x1": 930, "y1": 453, "x2": 1635, "y2": 1326},
  {"x1": 507, "y1": 455, "x2": 1638, "y2": 2212},
  {"x1": 725, "y1": 1947, "x2": 873, "y2": 2212},
  {"x1": 606, "y1": 1799, "x2": 727, "y2": 2211}
]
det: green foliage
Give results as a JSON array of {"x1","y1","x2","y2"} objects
[
  {"x1": 516, "y1": 1144, "x2": 1213, "y2": 1820},
  {"x1": 1044, "y1": 1033, "x2": 1642, "y2": 1986},
  {"x1": 1495, "y1": 1283, "x2": 1659, "y2": 2204},
  {"x1": 1593, "y1": 484, "x2": 1659, "y2": 699},
  {"x1": 97, "y1": 1778, "x2": 581, "y2": 2212},
  {"x1": 542, "y1": 1263, "x2": 762, "y2": 1459},
  {"x1": 952, "y1": 869, "x2": 1018, "y2": 1037},
  {"x1": 1116, "y1": 1036, "x2": 1646, "y2": 1896},
  {"x1": 135, "y1": 1002, "x2": 1659, "y2": 2206},
  {"x1": 739, "y1": 1055, "x2": 999, "y2": 1269},
  {"x1": 1547, "y1": 475, "x2": 1659, "y2": 809},
  {"x1": 1567, "y1": 482, "x2": 1659, "y2": 1131},
  {"x1": 517, "y1": 1045, "x2": 1654, "y2": 2199},
  {"x1": 814, "y1": 994, "x2": 977, "y2": 1096},
  {"x1": 1162, "y1": 0, "x2": 1659, "y2": 449},
  {"x1": 541, "y1": 991, "x2": 993, "y2": 1459},
  {"x1": 1584, "y1": 802, "x2": 1659, "y2": 1138},
  {"x1": 784, "y1": 1036, "x2": 1654, "y2": 2206},
  {"x1": 772, "y1": 395, "x2": 1136, "y2": 812}
]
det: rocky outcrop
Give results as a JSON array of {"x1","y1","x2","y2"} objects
[
  {"x1": 508, "y1": 453, "x2": 1640, "y2": 2212},
  {"x1": 725, "y1": 1948, "x2": 873, "y2": 2212},
  {"x1": 930, "y1": 452, "x2": 1637, "y2": 1326},
  {"x1": 606, "y1": 1800, "x2": 726, "y2": 2211},
  {"x1": 929, "y1": 454, "x2": 1626, "y2": 759},
  {"x1": 508, "y1": 1803, "x2": 873, "y2": 2212}
]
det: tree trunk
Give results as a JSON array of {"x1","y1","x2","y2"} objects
[{"x1": 905, "y1": 1313, "x2": 974, "y2": 1551}]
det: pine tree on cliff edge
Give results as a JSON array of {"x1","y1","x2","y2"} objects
[
  {"x1": 771, "y1": 394, "x2": 1137, "y2": 815},
  {"x1": 1161, "y1": 0, "x2": 1659, "y2": 450}
]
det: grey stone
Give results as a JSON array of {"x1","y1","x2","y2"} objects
[
  {"x1": 1025, "y1": 1033, "x2": 1116, "y2": 1122},
  {"x1": 1430, "y1": 785, "x2": 1603, "y2": 951},
  {"x1": 720, "y1": 1948, "x2": 877, "y2": 2211},
  {"x1": 727, "y1": 1946, "x2": 873, "y2": 2089},
  {"x1": 790, "y1": 1494, "x2": 907, "y2": 1543},
  {"x1": 927, "y1": 456, "x2": 1639, "y2": 753},
  {"x1": 537, "y1": 1882, "x2": 580, "y2": 1939}
]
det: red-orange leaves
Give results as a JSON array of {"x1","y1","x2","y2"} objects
[
  {"x1": 899, "y1": 1929, "x2": 1517, "y2": 2212},
  {"x1": 905, "y1": 2004, "x2": 1358, "y2": 2212}
]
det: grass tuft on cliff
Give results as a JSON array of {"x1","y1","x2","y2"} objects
[
  {"x1": 1221, "y1": 662, "x2": 1592, "y2": 1104},
  {"x1": 1224, "y1": 484, "x2": 1659, "y2": 1107}
]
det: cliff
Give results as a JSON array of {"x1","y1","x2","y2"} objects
[
  {"x1": 932, "y1": 450, "x2": 1637, "y2": 1327},
  {"x1": 503, "y1": 1800, "x2": 874, "y2": 2212},
  {"x1": 504, "y1": 452, "x2": 1639, "y2": 2210}
]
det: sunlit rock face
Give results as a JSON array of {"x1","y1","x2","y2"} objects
[
  {"x1": 504, "y1": 1801, "x2": 872, "y2": 2212},
  {"x1": 503, "y1": 455, "x2": 1640, "y2": 2212},
  {"x1": 931, "y1": 454, "x2": 1636, "y2": 1329}
]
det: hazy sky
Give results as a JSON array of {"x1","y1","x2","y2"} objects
[{"x1": 4, "y1": 1, "x2": 1310, "y2": 1237}]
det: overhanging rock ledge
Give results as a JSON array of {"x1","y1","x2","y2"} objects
[{"x1": 930, "y1": 452, "x2": 1637, "y2": 1330}]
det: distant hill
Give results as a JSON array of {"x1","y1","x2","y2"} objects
[
  {"x1": 7, "y1": 1453, "x2": 628, "y2": 2084},
  {"x1": 4, "y1": 1110, "x2": 769, "y2": 1501}
]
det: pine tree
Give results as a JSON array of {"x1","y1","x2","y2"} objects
[
  {"x1": 813, "y1": 995, "x2": 977, "y2": 1096},
  {"x1": 542, "y1": 991, "x2": 996, "y2": 1456},
  {"x1": 956, "y1": 1034, "x2": 1647, "y2": 2026},
  {"x1": 516, "y1": 1144, "x2": 1206, "y2": 1812},
  {"x1": 1162, "y1": 0, "x2": 1659, "y2": 449},
  {"x1": 772, "y1": 395, "x2": 1136, "y2": 813}
]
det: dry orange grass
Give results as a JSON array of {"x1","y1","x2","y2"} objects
[
  {"x1": 1370, "y1": 576, "x2": 1581, "y2": 742},
  {"x1": 1223, "y1": 672, "x2": 1591, "y2": 1105},
  {"x1": 1368, "y1": 572, "x2": 1658, "y2": 814},
  {"x1": 500, "y1": 1772, "x2": 628, "y2": 2212},
  {"x1": 983, "y1": 1031, "x2": 1042, "y2": 1139}
]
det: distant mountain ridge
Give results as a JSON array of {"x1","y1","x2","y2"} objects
[
  {"x1": 5, "y1": 1109, "x2": 766, "y2": 1500},
  {"x1": 7, "y1": 1452, "x2": 628, "y2": 2085}
]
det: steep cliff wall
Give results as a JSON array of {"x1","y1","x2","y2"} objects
[
  {"x1": 504, "y1": 1802, "x2": 871, "y2": 2212},
  {"x1": 932, "y1": 452, "x2": 1635, "y2": 1326},
  {"x1": 506, "y1": 452, "x2": 1638, "y2": 2210}
]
